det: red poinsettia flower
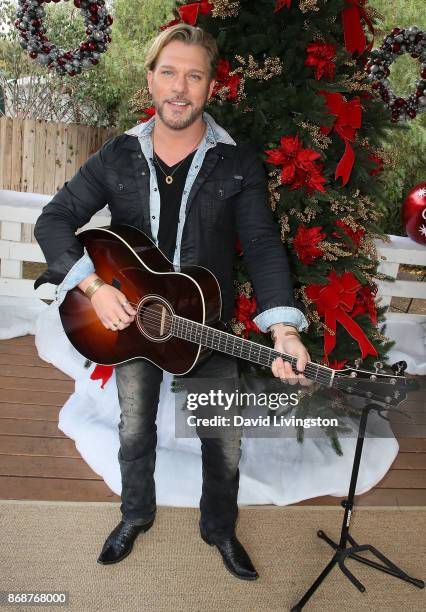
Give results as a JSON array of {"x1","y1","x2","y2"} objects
[
  {"x1": 212, "y1": 59, "x2": 241, "y2": 101},
  {"x1": 90, "y1": 365, "x2": 114, "y2": 389},
  {"x1": 273, "y1": 0, "x2": 292, "y2": 12},
  {"x1": 265, "y1": 134, "x2": 327, "y2": 194},
  {"x1": 235, "y1": 294, "x2": 261, "y2": 338},
  {"x1": 266, "y1": 134, "x2": 321, "y2": 176},
  {"x1": 138, "y1": 107, "x2": 156, "y2": 123},
  {"x1": 161, "y1": 1, "x2": 213, "y2": 29},
  {"x1": 351, "y1": 285, "x2": 378, "y2": 325},
  {"x1": 291, "y1": 162, "x2": 327, "y2": 194},
  {"x1": 305, "y1": 40, "x2": 336, "y2": 81},
  {"x1": 332, "y1": 220, "x2": 365, "y2": 246},
  {"x1": 368, "y1": 153, "x2": 384, "y2": 176},
  {"x1": 215, "y1": 58, "x2": 233, "y2": 81},
  {"x1": 293, "y1": 225, "x2": 326, "y2": 265}
]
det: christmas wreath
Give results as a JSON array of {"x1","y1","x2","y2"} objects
[
  {"x1": 14, "y1": 0, "x2": 113, "y2": 76},
  {"x1": 366, "y1": 26, "x2": 426, "y2": 122}
]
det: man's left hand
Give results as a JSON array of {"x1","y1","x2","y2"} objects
[{"x1": 269, "y1": 323, "x2": 312, "y2": 386}]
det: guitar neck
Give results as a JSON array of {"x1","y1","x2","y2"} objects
[{"x1": 172, "y1": 316, "x2": 334, "y2": 387}]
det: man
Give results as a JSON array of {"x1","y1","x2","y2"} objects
[{"x1": 34, "y1": 24, "x2": 310, "y2": 581}]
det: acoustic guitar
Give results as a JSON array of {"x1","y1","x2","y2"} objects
[{"x1": 59, "y1": 225, "x2": 416, "y2": 407}]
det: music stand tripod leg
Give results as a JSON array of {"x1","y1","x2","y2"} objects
[{"x1": 290, "y1": 402, "x2": 425, "y2": 611}]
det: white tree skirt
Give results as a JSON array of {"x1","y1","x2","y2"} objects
[{"x1": 0, "y1": 295, "x2": 405, "y2": 506}]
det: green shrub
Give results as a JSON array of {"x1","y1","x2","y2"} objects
[{"x1": 371, "y1": 0, "x2": 426, "y2": 235}]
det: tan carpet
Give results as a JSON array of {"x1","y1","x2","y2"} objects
[{"x1": 1, "y1": 502, "x2": 424, "y2": 612}]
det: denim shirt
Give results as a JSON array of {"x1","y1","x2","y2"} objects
[{"x1": 55, "y1": 112, "x2": 308, "y2": 333}]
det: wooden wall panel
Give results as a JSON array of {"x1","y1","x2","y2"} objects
[
  {"x1": 21, "y1": 119, "x2": 36, "y2": 192},
  {"x1": 33, "y1": 119, "x2": 47, "y2": 194},
  {"x1": 10, "y1": 118, "x2": 23, "y2": 192},
  {"x1": 53, "y1": 122, "x2": 68, "y2": 194},
  {"x1": 0, "y1": 117, "x2": 116, "y2": 194},
  {"x1": 0, "y1": 117, "x2": 13, "y2": 190},
  {"x1": 43, "y1": 121, "x2": 57, "y2": 195}
]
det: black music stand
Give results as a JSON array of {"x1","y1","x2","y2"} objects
[{"x1": 291, "y1": 401, "x2": 425, "y2": 611}]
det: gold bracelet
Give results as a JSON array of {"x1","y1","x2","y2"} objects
[
  {"x1": 270, "y1": 325, "x2": 301, "y2": 341},
  {"x1": 283, "y1": 330, "x2": 301, "y2": 338},
  {"x1": 84, "y1": 278, "x2": 106, "y2": 300}
]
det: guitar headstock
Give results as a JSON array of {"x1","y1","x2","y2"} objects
[{"x1": 333, "y1": 360, "x2": 419, "y2": 407}]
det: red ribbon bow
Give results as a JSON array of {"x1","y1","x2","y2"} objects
[
  {"x1": 342, "y1": 0, "x2": 375, "y2": 55},
  {"x1": 320, "y1": 91, "x2": 362, "y2": 186},
  {"x1": 161, "y1": 1, "x2": 213, "y2": 29},
  {"x1": 306, "y1": 271, "x2": 378, "y2": 363},
  {"x1": 179, "y1": 1, "x2": 213, "y2": 25}
]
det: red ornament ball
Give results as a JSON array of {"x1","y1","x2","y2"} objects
[{"x1": 401, "y1": 181, "x2": 426, "y2": 245}]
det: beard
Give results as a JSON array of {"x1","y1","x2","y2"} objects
[{"x1": 154, "y1": 96, "x2": 207, "y2": 130}]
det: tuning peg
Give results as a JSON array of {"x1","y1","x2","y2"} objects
[
  {"x1": 374, "y1": 361, "x2": 383, "y2": 373},
  {"x1": 391, "y1": 360, "x2": 407, "y2": 376}
]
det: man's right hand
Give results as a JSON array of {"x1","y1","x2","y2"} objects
[{"x1": 78, "y1": 274, "x2": 136, "y2": 331}]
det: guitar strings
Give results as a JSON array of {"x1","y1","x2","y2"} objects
[
  {"x1": 112, "y1": 301, "x2": 326, "y2": 379},
  {"x1": 114, "y1": 302, "x2": 335, "y2": 387},
  {"x1": 123, "y1": 304, "x2": 398, "y2": 392},
  {"x1": 109, "y1": 302, "x2": 400, "y2": 395}
]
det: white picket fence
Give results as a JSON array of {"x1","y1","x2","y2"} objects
[
  {"x1": 0, "y1": 190, "x2": 110, "y2": 299},
  {"x1": 0, "y1": 189, "x2": 426, "y2": 317},
  {"x1": 375, "y1": 234, "x2": 426, "y2": 324}
]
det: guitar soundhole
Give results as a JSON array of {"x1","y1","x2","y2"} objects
[{"x1": 136, "y1": 297, "x2": 173, "y2": 341}]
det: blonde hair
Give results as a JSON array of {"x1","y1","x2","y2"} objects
[{"x1": 144, "y1": 24, "x2": 219, "y2": 79}]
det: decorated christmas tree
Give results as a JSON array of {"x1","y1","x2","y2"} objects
[{"x1": 131, "y1": 0, "x2": 401, "y2": 448}]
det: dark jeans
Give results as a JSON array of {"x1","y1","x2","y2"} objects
[{"x1": 116, "y1": 353, "x2": 241, "y2": 541}]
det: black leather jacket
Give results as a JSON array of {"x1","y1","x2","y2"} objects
[{"x1": 34, "y1": 133, "x2": 296, "y2": 322}]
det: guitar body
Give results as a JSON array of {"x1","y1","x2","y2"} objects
[{"x1": 59, "y1": 225, "x2": 222, "y2": 374}]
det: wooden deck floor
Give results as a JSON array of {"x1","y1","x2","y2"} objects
[{"x1": 0, "y1": 335, "x2": 425, "y2": 506}]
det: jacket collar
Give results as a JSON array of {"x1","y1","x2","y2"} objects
[{"x1": 123, "y1": 111, "x2": 236, "y2": 149}]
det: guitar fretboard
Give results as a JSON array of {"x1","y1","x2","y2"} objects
[{"x1": 172, "y1": 316, "x2": 334, "y2": 387}]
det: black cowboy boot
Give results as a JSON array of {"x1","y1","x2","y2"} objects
[
  {"x1": 97, "y1": 518, "x2": 155, "y2": 565},
  {"x1": 200, "y1": 529, "x2": 259, "y2": 580}
]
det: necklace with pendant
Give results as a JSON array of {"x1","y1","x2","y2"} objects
[
  {"x1": 153, "y1": 152, "x2": 188, "y2": 185},
  {"x1": 152, "y1": 126, "x2": 206, "y2": 185}
]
